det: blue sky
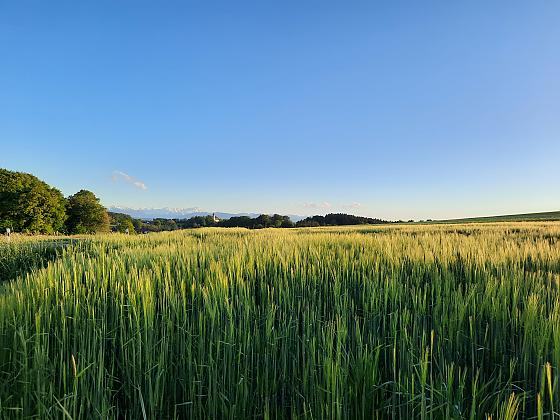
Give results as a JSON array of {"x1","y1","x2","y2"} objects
[{"x1": 1, "y1": 1, "x2": 559, "y2": 220}]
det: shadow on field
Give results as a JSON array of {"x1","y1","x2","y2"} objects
[{"x1": 0, "y1": 239, "x2": 74, "y2": 284}]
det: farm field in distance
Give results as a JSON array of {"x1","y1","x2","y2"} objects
[
  {"x1": 0, "y1": 223, "x2": 559, "y2": 419},
  {"x1": 434, "y1": 211, "x2": 560, "y2": 224}
]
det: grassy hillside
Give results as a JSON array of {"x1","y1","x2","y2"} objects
[
  {"x1": 436, "y1": 210, "x2": 560, "y2": 224},
  {"x1": 0, "y1": 223, "x2": 559, "y2": 418}
]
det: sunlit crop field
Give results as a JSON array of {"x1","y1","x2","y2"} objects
[{"x1": 0, "y1": 223, "x2": 559, "y2": 419}]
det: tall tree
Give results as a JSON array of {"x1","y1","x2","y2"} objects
[
  {"x1": 0, "y1": 168, "x2": 67, "y2": 233},
  {"x1": 109, "y1": 212, "x2": 137, "y2": 233},
  {"x1": 116, "y1": 218, "x2": 135, "y2": 234},
  {"x1": 66, "y1": 190, "x2": 110, "y2": 234}
]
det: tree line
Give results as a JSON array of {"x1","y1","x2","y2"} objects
[
  {"x1": 118, "y1": 213, "x2": 298, "y2": 233},
  {"x1": 1, "y1": 168, "x2": 391, "y2": 235},
  {"x1": 116, "y1": 213, "x2": 390, "y2": 233},
  {"x1": 295, "y1": 213, "x2": 387, "y2": 227},
  {"x1": 0, "y1": 169, "x2": 111, "y2": 234}
]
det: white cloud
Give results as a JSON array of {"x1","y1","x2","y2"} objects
[
  {"x1": 303, "y1": 201, "x2": 332, "y2": 209},
  {"x1": 342, "y1": 202, "x2": 362, "y2": 209},
  {"x1": 112, "y1": 170, "x2": 148, "y2": 190}
]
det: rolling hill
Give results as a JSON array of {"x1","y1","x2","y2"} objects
[{"x1": 435, "y1": 210, "x2": 560, "y2": 224}]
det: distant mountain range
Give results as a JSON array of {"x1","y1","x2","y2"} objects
[{"x1": 108, "y1": 206, "x2": 306, "y2": 222}]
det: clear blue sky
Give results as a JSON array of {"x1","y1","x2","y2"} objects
[{"x1": 1, "y1": 1, "x2": 559, "y2": 220}]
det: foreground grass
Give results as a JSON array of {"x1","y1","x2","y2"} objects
[
  {"x1": 0, "y1": 236, "x2": 72, "y2": 283},
  {"x1": 0, "y1": 223, "x2": 559, "y2": 419}
]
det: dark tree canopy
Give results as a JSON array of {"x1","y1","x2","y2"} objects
[
  {"x1": 66, "y1": 190, "x2": 110, "y2": 234},
  {"x1": 0, "y1": 168, "x2": 67, "y2": 233},
  {"x1": 176, "y1": 215, "x2": 216, "y2": 229},
  {"x1": 109, "y1": 212, "x2": 136, "y2": 234},
  {"x1": 217, "y1": 214, "x2": 294, "y2": 229},
  {"x1": 117, "y1": 219, "x2": 135, "y2": 234},
  {"x1": 296, "y1": 213, "x2": 387, "y2": 227}
]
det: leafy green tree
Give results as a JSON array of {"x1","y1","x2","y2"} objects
[
  {"x1": 66, "y1": 190, "x2": 110, "y2": 234},
  {"x1": 0, "y1": 168, "x2": 67, "y2": 233},
  {"x1": 255, "y1": 214, "x2": 271, "y2": 228},
  {"x1": 116, "y1": 218, "x2": 135, "y2": 234},
  {"x1": 152, "y1": 218, "x2": 178, "y2": 231},
  {"x1": 109, "y1": 212, "x2": 136, "y2": 233},
  {"x1": 280, "y1": 217, "x2": 295, "y2": 228}
]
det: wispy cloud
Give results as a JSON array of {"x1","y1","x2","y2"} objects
[
  {"x1": 112, "y1": 170, "x2": 148, "y2": 191},
  {"x1": 302, "y1": 201, "x2": 363, "y2": 211},
  {"x1": 342, "y1": 202, "x2": 362, "y2": 209},
  {"x1": 303, "y1": 201, "x2": 331, "y2": 209}
]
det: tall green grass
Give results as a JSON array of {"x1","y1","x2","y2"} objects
[
  {"x1": 0, "y1": 223, "x2": 559, "y2": 419},
  {"x1": 0, "y1": 238, "x2": 70, "y2": 283}
]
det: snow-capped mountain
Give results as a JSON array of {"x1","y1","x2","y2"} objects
[
  {"x1": 108, "y1": 206, "x2": 209, "y2": 219},
  {"x1": 108, "y1": 206, "x2": 306, "y2": 222}
]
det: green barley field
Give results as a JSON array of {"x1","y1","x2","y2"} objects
[{"x1": 0, "y1": 224, "x2": 559, "y2": 419}]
